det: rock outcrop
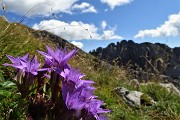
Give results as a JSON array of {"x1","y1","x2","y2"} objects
[{"x1": 90, "y1": 40, "x2": 180, "y2": 83}]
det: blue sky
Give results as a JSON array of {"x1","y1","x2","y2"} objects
[{"x1": 1, "y1": 0, "x2": 180, "y2": 52}]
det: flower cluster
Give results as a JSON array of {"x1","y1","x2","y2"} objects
[
  {"x1": 4, "y1": 46, "x2": 110, "y2": 120},
  {"x1": 4, "y1": 54, "x2": 44, "y2": 97}
]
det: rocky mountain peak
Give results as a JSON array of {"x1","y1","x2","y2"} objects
[{"x1": 90, "y1": 40, "x2": 180, "y2": 82}]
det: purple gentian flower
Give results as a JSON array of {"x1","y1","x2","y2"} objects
[
  {"x1": 61, "y1": 68, "x2": 95, "y2": 102},
  {"x1": 4, "y1": 54, "x2": 44, "y2": 97},
  {"x1": 3, "y1": 46, "x2": 111, "y2": 120},
  {"x1": 61, "y1": 68, "x2": 95, "y2": 90},
  {"x1": 4, "y1": 54, "x2": 41, "y2": 76},
  {"x1": 85, "y1": 100, "x2": 111, "y2": 120},
  {"x1": 60, "y1": 67, "x2": 109, "y2": 120},
  {"x1": 3, "y1": 54, "x2": 29, "y2": 68},
  {"x1": 37, "y1": 46, "x2": 78, "y2": 68},
  {"x1": 64, "y1": 85, "x2": 94, "y2": 118},
  {"x1": 61, "y1": 68, "x2": 85, "y2": 87},
  {"x1": 23, "y1": 55, "x2": 41, "y2": 75}
]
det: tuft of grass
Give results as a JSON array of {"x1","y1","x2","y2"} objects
[
  {"x1": 0, "y1": 78, "x2": 26, "y2": 119},
  {"x1": 140, "y1": 83, "x2": 180, "y2": 120}
]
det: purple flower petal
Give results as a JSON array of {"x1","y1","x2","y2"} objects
[
  {"x1": 37, "y1": 50, "x2": 53, "y2": 60},
  {"x1": 38, "y1": 46, "x2": 77, "y2": 69},
  {"x1": 6, "y1": 55, "x2": 18, "y2": 64},
  {"x1": 21, "y1": 53, "x2": 29, "y2": 60},
  {"x1": 61, "y1": 49, "x2": 78, "y2": 63}
]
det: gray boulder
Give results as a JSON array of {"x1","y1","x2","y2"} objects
[
  {"x1": 159, "y1": 83, "x2": 180, "y2": 96},
  {"x1": 114, "y1": 87, "x2": 156, "y2": 107}
]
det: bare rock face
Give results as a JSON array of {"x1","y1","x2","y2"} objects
[{"x1": 90, "y1": 40, "x2": 180, "y2": 83}]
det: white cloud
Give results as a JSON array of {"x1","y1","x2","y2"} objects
[
  {"x1": 100, "y1": 0, "x2": 133, "y2": 9},
  {"x1": 71, "y1": 2, "x2": 97, "y2": 13},
  {"x1": 81, "y1": 6, "x2": 97, "y2": 13},
  {"x1": 101, "y1": 21, "x2": 107, "y2": 30},
  {"x1": 72, "y1": 2, "x2": 90, "y2": 9},
  {"x1": 102, "y1": 29, "x2": 123, "y2": 40},
  {"x1": 32, "y1": 19, "x2": 123, "y2": 40},
  {"x1": 3, "y1": 0, "x2": 96, "y2": 16},
  {"x1": 71, "y1": 41, "x2": 84, "y2": 48},
  {"x1": 135, "y1": 12, "x2": 180, "y2": 38}
]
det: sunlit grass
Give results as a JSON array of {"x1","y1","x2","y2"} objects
[{"x1": 0, "y1": 16, "x2": 180, "y2": 120}]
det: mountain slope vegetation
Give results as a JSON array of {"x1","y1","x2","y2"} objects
[{"x1": 0, "y1": 16, "x2": 180, "y2": 120}]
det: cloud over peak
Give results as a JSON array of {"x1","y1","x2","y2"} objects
[
  {"x1": 135, "y1": 12, "x2": 180, "y2": 38},
  {"x1": 71, "y1": 41, "x2": 84, "y2": 48}
]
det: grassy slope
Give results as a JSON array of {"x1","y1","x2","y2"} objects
[{"x1": 0, "y1": 17, "x2": 180, "y2": 120}]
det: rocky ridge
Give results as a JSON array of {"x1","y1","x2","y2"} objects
[{"x1": 90, "y1": 40, "x2": 180, "y2": 88}]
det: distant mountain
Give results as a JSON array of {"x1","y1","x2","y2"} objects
[{"x1": 90, "y1": 40, "x2": 180, "y2": 80}]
